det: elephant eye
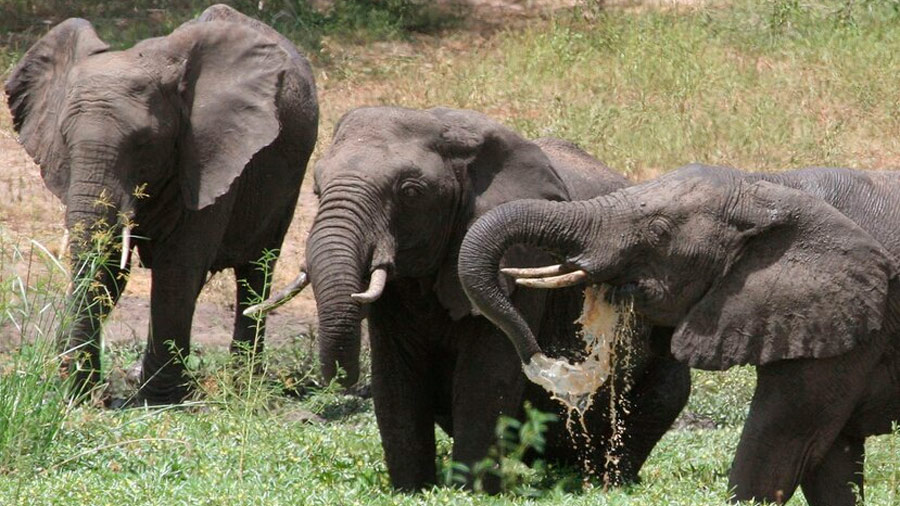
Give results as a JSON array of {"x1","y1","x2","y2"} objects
[
  {"x1": 399, "y1": 180, "x2": 426, "y2": 202},
  {"x1": 647, "y1": 216, "x2": 672, "y2": 245}
]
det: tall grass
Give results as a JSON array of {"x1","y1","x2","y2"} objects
[{"x1": 0, "y1": 235, "x2": 74, "y2": 479}]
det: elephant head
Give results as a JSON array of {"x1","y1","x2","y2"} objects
[
  {"x1": 4, "y1": 9, "x2": 295, "y2": 389},
  {"x1": 458, "y1": 164, "x2": 895, "y2": 374},
  {"x1": 295, "y1": 106, "x2": 572, "y2": 387}
]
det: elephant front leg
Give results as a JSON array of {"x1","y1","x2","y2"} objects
[
  {"x1": 729, "y1": 350, "x2": 879, "y2": 504},
  {"x1": 139, "y1": 266, "x2": 206, "y2": 403},
  {"x1": 231, "y1": 260, "x2": 274, "y2": 355},
  {"x1": 800, "y1": 434, "x2": 865, "y2": 506},
  {"x1": 369, "y1": 321, "x2": 438, "y2": 491},
  {"x1": 451, "y1": 323, "x2": 527, "y2": 494}
]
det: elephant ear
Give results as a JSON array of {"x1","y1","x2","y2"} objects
[
  {"x1": 168, "y1": 21, "x2": 288, "y2": 210},
  {"x1": 428, "y1": 107, "x2": 571, "y2": 320},
  {"x1": 672, "y1": 179, "x2": 895, "y2": 370},
  {"x1": 4, "y1": 19, "x2": 109, "y2": 199}
]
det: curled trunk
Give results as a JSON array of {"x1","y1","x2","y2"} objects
[{"x1": 457, "y1": 198, "x2": 593, "y2": 364}]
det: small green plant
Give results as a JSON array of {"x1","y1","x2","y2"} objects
[
  {"x1": 441, "y1": 402, "x2": 557, "y2": 495},
  {"x1": 769, "y1": 0, "x2": 802, "y2": 32}
]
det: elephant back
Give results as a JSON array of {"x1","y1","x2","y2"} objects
[{"x1": 534, "y1": 137, "x2": 630, "y2": 200}]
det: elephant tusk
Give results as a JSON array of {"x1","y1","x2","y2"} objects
[
  {"x1": 119, "y1": 226, "x2": 132, "y2": 270},
  {"x1": 501, "y1": 264, "x2": 567, "y2": 278},
  {"x1": 58, "y1": 228, "x2": 69, "y2": 259},
  {"x1": 351, "y1": 267, "x2": 388, "y2": 303},
  {"x1": 514, "y1": 270, "x2": 588, "y2": 289},
  {"x1": 242, "y1": 270, "x2": 309, "y2": 316}
]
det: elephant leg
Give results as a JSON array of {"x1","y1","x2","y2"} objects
[
  {"x1": 139, "y1": 265, "x2": 207, "y2": 403},
  {"x1": 800, "y1": 434, "x2": 865, "y2": 506},
  {"x1": 63, "y1": 260, "x2": 129, "y2": 397},
  {"x1": 368, "y1": 303, "x2": 438, "y2": 491},
  {"x1": 451, "y1": 320, "x2": 527, "y2": 494},
  {"x1": 602, "y1": 352, "x2": 691, "y2": 485},
  {"x1": 729, "y1": 344, "x2": 882, "y2": 504},
  {"x1": 231, "y1": 259, "x2": 274, "y2": 355}
]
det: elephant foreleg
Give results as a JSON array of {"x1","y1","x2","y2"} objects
[
  {"x1": 232, "y1": 260, "x2": 274, "y2": 355},
  {"x1": 729, "y1": 344, "x2": 881, "y2": 504},
  {"x1": 368, "y1": 307, "x2": 438, "y2": 491},
  {"x1": 800, "y1": 434, "x2": 865, "y2": 506},
  {"x1": 451, "y1": 321, "x2": 528, "y2": 494},
  {"x1": 140, "y1": 265, "x2": 206, "y2": 403}
]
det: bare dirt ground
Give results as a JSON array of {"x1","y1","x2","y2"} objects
[{"x1": 0, "y1": 0, "x2": 702, "y2": 352}]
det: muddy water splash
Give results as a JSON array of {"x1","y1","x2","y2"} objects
[
  {"x1": 523, "y1": 285, "x2": 639, "y2": 486},
  {"x1": 523, "y1": 285, "x2": 631, "y2": 415}
]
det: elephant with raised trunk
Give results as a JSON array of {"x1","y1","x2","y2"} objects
[
  {"x1": 254, "y1": 106, "x2": 690, "y2": 491},
  {"x1": 4, "y1": 4, "x2": 318, "y2": 403},
  {"x1": 459, "y1": 164, "x2": 900, "y2": 504}
]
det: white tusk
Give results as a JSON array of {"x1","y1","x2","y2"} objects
[
  {"x1": 514, "y1": 270, "x2": 588, "y2": 289},
  {"x1": 501, "y1": 264, "x2": 566, "y2": 278},
  {"x1": 119, "y1": 226, "x2": 132, "y2": 270},
  {"x1": 351, "y1": 268, "x2": 388, "y2": 303},
  {"x1": 58, "y1": 229, "x2": 69, "y2": 259},
  {"x1": 242, "y1": 270, "x2": 309, "y2": 316}
]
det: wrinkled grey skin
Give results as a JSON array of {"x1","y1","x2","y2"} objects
[
  {"x1": 304, "y1": 106, "x2": 689, "y2": 491},
  {"x1": 459, "y1": 164, "x2": 900, "y2": 505},
  {"x1": 4, "y1": 4, "x2": 318, "y2": 402}
]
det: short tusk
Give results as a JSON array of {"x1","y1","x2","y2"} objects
[
  {"x1": 58, "y1": 229, "x2": 69, "y2": 259},
  {"x1": 514, "y1": 270, "x2": 588, "y2": 289},
  {"x1": 501, "y1": 264, "x2": 567, "y2": 278},
  {"x1": 242, "y1": 270, "x2": 309, "y2": 316},
  {"x1": 119, "y1": 226, "x2": 132, "y2": 270},
  {"x1": 351, "y1": 268, "x2": 388, "y2": 303}
]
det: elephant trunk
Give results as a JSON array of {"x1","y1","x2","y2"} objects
[
  {"x1": 458, "y1": 198, "x2": 592, "y2": 364},
  {"x1": 61, "y1": 146, "x2": 130, "y2": 395},
  {"x1": 306, "y1": 185, "x2": 391, "y2": 388}
]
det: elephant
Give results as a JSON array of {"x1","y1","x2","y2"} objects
[
  {"x1": 4, "y1": 4, "x2": 318, "y2": 403},
  {"x1": 458, "y1": 164, "x2": 900, "y2": 504},
  {"x1": 251, "y1": 106, "x2": 690, "y2": 491}
]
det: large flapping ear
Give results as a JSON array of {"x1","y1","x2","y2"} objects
[
  {"x1": 165, "y1": 21, "x2": 289, "y2": 209},
  {"x1": 673, "y1": 179, "x2": 895, "y2": 370},
  {"x1": 428, "y1": 107, "x2": 572, "y2": 319},
  {"x1": 4, "y1": 19, "x2": 109, "y2": 199}
]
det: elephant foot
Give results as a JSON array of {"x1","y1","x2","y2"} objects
[{"x1": 136, "y1": 376, "x2": 193, "y2": 406}]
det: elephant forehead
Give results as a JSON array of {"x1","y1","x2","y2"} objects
[
  {"x1": 335, "y1": 108, "x2": 442, "y2": 143},
  {"x1": 321, "y1": 140, "x2": 442, "y2": 175},
  {"x1": 69, "y1": 53, "x2": 154, "y2": 95}
]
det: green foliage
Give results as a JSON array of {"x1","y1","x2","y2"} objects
[
  {"x1": 440, "y1": 403, "x2": 558, "y2": 495},
  {"x1": 686, "y1": 368, "x2": 756, "y2": 428},
  {"x1": 0, "y1": 235, "x2": 74, "y2": 502}
]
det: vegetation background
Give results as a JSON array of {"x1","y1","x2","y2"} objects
[{"x1": 0, "y1": 0, "x2": 898, "y2": 504}]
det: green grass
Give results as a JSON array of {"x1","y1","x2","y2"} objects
[
  {"x1": 3, "y1": 1, "x2": 900, "y2": 504},
  {"x1": 359, "y1": 0, "x2": 900, "y2": 175}
]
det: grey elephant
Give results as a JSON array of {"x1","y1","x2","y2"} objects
[
  {"x1": 4, "y1": 4, "x2": 318, "y2": 403},
  {"x1": 459, "y1": 164, "x2": 900, "y2": 504},
  {"x1": 252, "y1": 106, "x2": 690, "y2": 491}
]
